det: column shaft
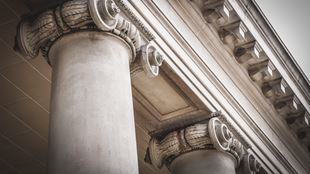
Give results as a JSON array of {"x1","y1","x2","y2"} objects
[
  {"x1": 170, "y1": 150, "x2": 236, "y2": 174},
  {"x1": 48, "y1": 31, "x2": 138, "y2": 174}
]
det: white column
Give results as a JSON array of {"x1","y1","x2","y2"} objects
[
  {"x1": 15, "y1": 0, "x2": 149, "y2": 173},
  {"x1": 47, "y1": 31, "x2": 138, "y2": 174},
  {"x1": 170, "y1": 150, "x2": 236, "y2": 174}
]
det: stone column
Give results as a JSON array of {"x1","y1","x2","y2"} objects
[
  {"x1": 47, "y1": 31, "x2": 138, "y2": 174},
  {"x1": 145, "y1": 117, "x2": 246, "y2": 174},
  {"x1": 170, "y1": 150, "x2": 236, "y2": 174},
  {"x1": 15, "y1": 0, "x2": 162, "y2": 173}
]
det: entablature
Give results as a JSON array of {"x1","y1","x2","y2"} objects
[{"x1": 127, "y1": 0, "x2": 310, "y2": 173}]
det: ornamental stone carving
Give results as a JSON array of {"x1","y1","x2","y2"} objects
[
  {"x1": 131, "y1": 43, "x2": 164, "y2": 77},
  {"x1": 16, "y1": 0, "x2": 141, "y2": 63},
  {"x1": 208, "y1": 117, "x2": 245, "y2": 164},
  {"x1": 145, "y1": 117, "x2": 246, "y2": 169},
  {"x1": 15, "y1": 0, "x2": 163, "y2": 76},
  {"x1": 194, "y1": 0, "x2": 310, "y2": 154},
  {"x1": 202, "y1": 0, "x2": 233, "y2": 25}
]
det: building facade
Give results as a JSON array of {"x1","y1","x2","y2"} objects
[{"x1": 0, "y1": 0, "x2": 309, "y2": 173}]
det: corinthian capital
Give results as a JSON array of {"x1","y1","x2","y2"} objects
[
  {"x1": 15, "y1": 0, "x2": 141, "y2": 62},
  {"x1": 145, "y1": 117, "x2": 246, "y2": 169}
]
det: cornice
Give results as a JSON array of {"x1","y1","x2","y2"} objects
[
  {"x1": 189, "y1": 0, "x2": 310, "y2": 171},
  {"x1": 134, "y1": 0, "x2": 308, "y2": 173},
  {"x1": 243, "y1": 0, "x2": 310, "y2": 103}
]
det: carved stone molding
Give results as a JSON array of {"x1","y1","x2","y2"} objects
[
  {"x1": 202, "y1": 0, "x2": 233, "y2": 25},
  {"x1": 145, "y1": 117, "x2": 245, "y2": 169},
  {"x1": 218, "y1": 114, "x2": 251, "y2": 149},
  {"x1": 131, "y1": 43, "x2": 164, "y2": 77},
  {"x1": 193, "y1": 0, "x2": 310, "y2": 154},
  {"x1": 208, "y1": 117, "x2": 246, "y2": 164},
  {"x1": 234, "y1": 41, "x2": 264, "y2": 63},
  {"x1": 114, "y1": 0, "x2": 155, "y2": 41},
  {"x1": 15, "y1": 0, "x2": 143, "y2": 63},
  {"x1": 218, "y1": 21, "x2": 248, "y2": 46}
]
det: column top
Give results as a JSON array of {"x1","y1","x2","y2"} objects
[
  {"x1": 145, "y1": 117, "x2": 246, "y2": 169},
  {"x1": 15, "y1": 0, "x2": 144, "y2": 64}
]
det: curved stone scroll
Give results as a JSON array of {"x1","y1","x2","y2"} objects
[
  {"x1": 140, "y1": 44, "x2": 164, "y2": 77},
  {"x1": 130, "y1": 43, "x2": 164, "y2": 77},
  {"x1": 209, "y1": 117, "x2": 245, "y2": 165},
  {"x1": 89, "y1": 0, "x2": 119, "y2": 31}
]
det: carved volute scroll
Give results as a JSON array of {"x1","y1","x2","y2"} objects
[
  {"x1": 145, "y1": 117, "x2": 246, "y2": 170},
  {"x1": 140, "y1": 44, "x2": 163, "y2": 77},
  {"x1": 89, "y1": 0, "x2": 120, "y2": 31},
  {"x1": 15, "y1": 0, "x2": 142, "y2": 63},
  {"x1": 208, "y1": 117, "x2": 245, "y2": 165},
  {"x1": 130, "y1": 43, "x2": 164, "y2": 77}
]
